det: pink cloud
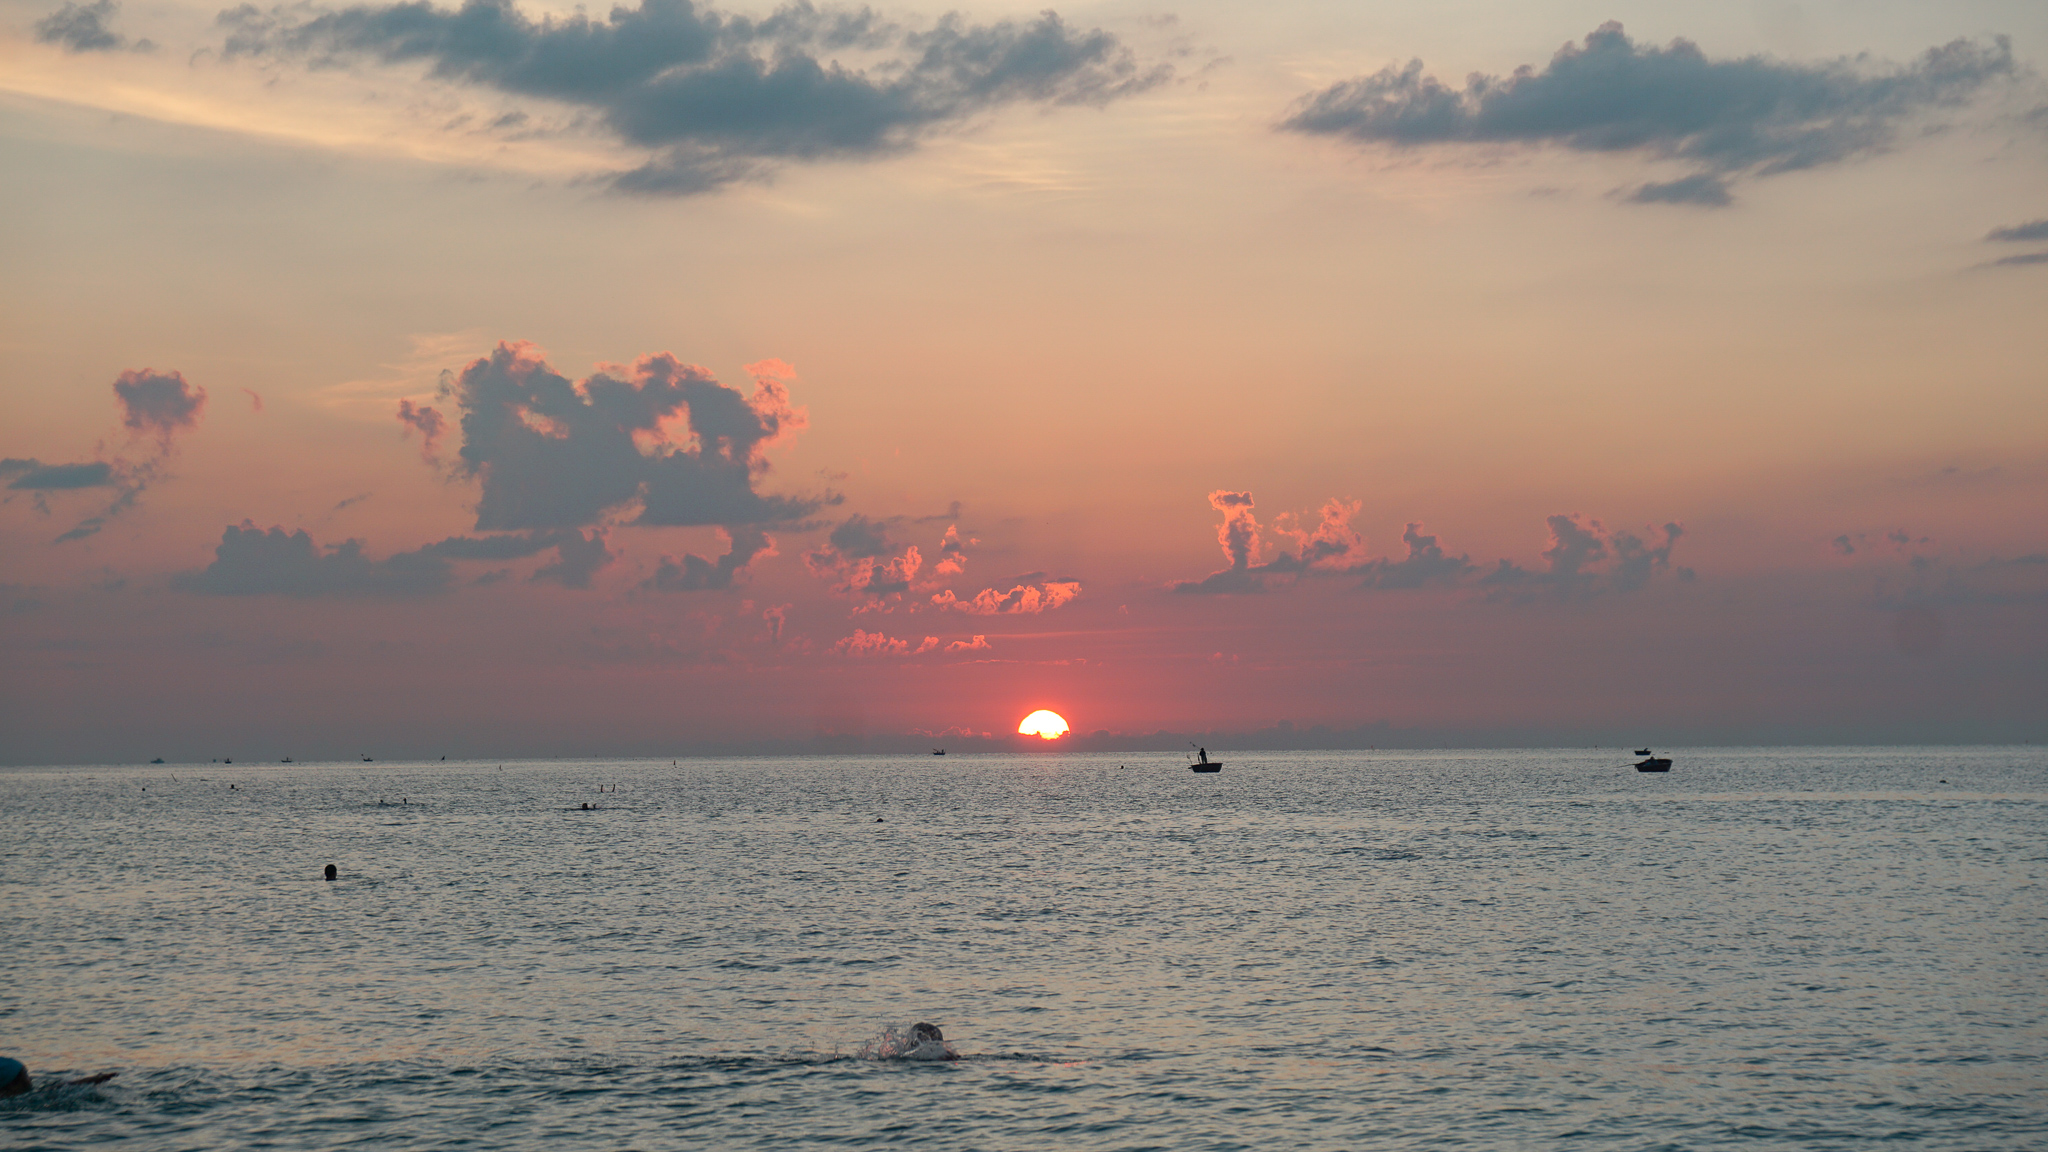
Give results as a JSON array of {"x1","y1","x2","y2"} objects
[
  {"x1": 241, "y1": 388, "x2": 264, "y2": 413},
  {"x1": 831, "y1": 628, "x2": 913, "y2": 657},
  {"x1": 932, "y1": 580, "x2": 1081, "y2": 614},
  {"x1": 945, "y1": 634, "x2": 992, "y2": 652},
  {"x1": 1275, "y1": 498, "x2": 1364, "y2": 570},
  {"x1": 396, "y1": 398, "x2": 447, "y2": 462}
]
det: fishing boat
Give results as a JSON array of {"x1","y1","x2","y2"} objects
[
  {"x1": 1634, "y1": 752, "x2": 1672, "y2": 772},
  {"x1": 932, "y1": 748, "x2": 946, "y2": 756},
  {"x1": 1189, "y1": 746, "x2": 1222, "y2": 773},
  {"x1": 1634, "y1": 748, "x2": 1652, "y2": 756}
]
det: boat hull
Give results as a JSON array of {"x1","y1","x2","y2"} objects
[
  {"x1": 1634, "y1": 758, "x2": 1672, "y2": 772},
  {"x1": 1190, "y1": 763, "x2": 1222, "y2": 773}
]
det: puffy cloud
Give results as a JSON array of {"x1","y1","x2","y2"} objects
[
  {"x1": 2, "y1": 459, "x2": 117, "y2": 490},
  {"x1": 34, "y1": 0, "x2": 152, "y2": 53},
  {"x1": 173, "y1": 522, "x2": 452, "y2": 596},
  {"x1": 945, "y1": 634, "x2": 991, "y2": 652},
  {"x1": 530, "y1": 528, "x2": 613, "y2": 588},
  {"x1": 1281, "y1": 22, "x2": 2015, "y2": 205},
  {"x1": 933, "y1": 522, "x2": 975, "y2": 576},
  {"x1": 1357, "y1": 523, "x2": 1475, "y2": 589},
  {"x1": 114, "y1": 369, "x2": 206, "y2": 448},
  {"x1": 396, "y1": 398, "x2": 447, "y2": 462},
  {"x1": 444, "y1": 341, "x2": 818, "y2": 532},
  {"x1": 175, "y1": 523, "x2": 620, "y2": 596},
  {"x1": 218, "y1": 0, "x2": 1167, "y2": 194},
  {"x1": 1482, "y1": 515, "x2": 1685, "y2": 596},
  {"x1": 932, "y1": 580, "x2": 1080, "y2": 614},
  {"x1": 1275, "y1": 498, "x2": 1366, "y2": 571},
  {"x1": 805, "y1": 515, "x2": 929, "y2": 599},
  {"x1": 830, "y1": 628, "x2": 912, "y2": 657},
  {"x1": 643, "y1": 526, "x2": 774, "y2": 592},
  {"x1": 1172, "y1": 490, "x2": 1301, "y2": 594}
]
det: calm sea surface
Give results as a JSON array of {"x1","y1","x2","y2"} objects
[{"x1": 3, "y1": 747, "x2": 2044, "y2": 1150}]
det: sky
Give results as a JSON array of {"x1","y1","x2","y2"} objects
[{"x1": 2, "y1": 0, "x2": 2044, "y2": 762}]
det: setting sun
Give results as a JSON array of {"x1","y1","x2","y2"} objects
[{"x1": 1017, "y1": 710, "x2": 1070, "y2": 740}]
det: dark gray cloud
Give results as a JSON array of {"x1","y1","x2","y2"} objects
[
  {"x1": 1281, "y1": 22, "x2": 2015, "y2": 205},
  {"x1": 1989, "y1": 251, "x2": 2048, "y2": 267},
  {"x1": 1986, "y1": 218, "x2": 2048, "y2": 242},
  {"x1": 445, "y1": 341, "x2": 822, "y2": 532},
  {"x1": 530, "y1": 529, "x2": 613, "y2": 587},
  {"x1": 35, "y1": 0, "x2": 153, "y2": 52},
  {"x1": 176, "y1": 523, "x2": 618, "y2": 596},
  {"x1": 1481, "y1": 515, "x2": 1684, "y2": 597},
  {"x1": 2, "y1": 459, "x2": 117, "y2": 490},
  {"x1": 114, "y1": 368, "x2": 206, "y2": 446},
  {"x1": 1172, "y1": 497, "x2": 1684, "y2": 599},
  {"x1": 218, "y1": 0, "x2": 1167, "y2": 193},
  {"x1": 174, "y1": 523, "x2": 453, "y2": 596},
  {"x1": 643, "y1": 526, "x2": 772, "y2": 591},
  {"x1": 805, "y1": 515, "x2": 927, "y2": 598},
  {"x1": 1356, "y1": 523, "x2": 1475, "y2": 589}
]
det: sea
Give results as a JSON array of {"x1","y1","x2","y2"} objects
[{"x1": 2, "y1": 747, "x2": 2043, "y2": 1150}]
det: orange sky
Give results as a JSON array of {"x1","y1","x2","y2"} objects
[{"x1": 3, "y1": 0, "x2": 2044, "y2": 761}]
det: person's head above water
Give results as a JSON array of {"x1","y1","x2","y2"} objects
[
  {"x1": 911, "y1": 1022, "x2": 944, "y2": 1043},
  {"x1": 323, "y1": 864, "x2": 337, "y2": 881},
  {"x1": 0, "y1": 1056, "x2": 31, "y2": 1097}
]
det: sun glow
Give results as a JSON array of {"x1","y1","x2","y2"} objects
[{"x1": 1017, "y1": 709, "x2": 1069, "y2": 739}]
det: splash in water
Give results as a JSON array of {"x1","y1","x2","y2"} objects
[{"x1": 857, "y1": 1022, "x2": 958, "y2": 1062}]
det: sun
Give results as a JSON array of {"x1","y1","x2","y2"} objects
[{"x1": 1017, "y1": 709, "x2": 1070, "y2": 740}]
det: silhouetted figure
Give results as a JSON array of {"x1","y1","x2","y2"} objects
[
  {"x1": 324, "y1": 864, "x2": 337, "y2": 881},
  {"x1": 580, "y1": 802, "x2": 590, "y2": 810},
  {"x1": 912, "y1": 1023, "x2": 944, "y2": 1043}
]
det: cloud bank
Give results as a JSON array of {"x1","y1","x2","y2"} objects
[
  {"x1": 218, "y1": 0, "x2": 1168, "y2": 193},
  {"x1": 176, "y1": 523, "x2": 623, "y2": 596},
  {"x1": 1172, "y1": 492, "x2": 1684, "y2": 598},
  {"x1": 1281, "y1": 22, "x2": 2015, "y2": 205}
]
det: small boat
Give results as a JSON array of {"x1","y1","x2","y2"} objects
[
  {"x1": 150, "y1": 757, "x2": 164, "y2": 764},
  {"x1": 1634, "y1": 754, "x2": 1672, "y2": 772},
  {"x1": 1634, "y1": 748, "x2": 1652, "y2": 756},
  {"x1": 281, "y1": 757, "x2": 293, "y2": 763},
  {"x1": 1189, "y1": 746, "x2": 1222, "y2": 773},
  {"x1": 932, "y1": 748, "x2": 946, "y2": 756}
]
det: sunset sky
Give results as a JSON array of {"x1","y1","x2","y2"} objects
[{"x1": 4, "y1": 0, "x2": 2044, "y2": 762}]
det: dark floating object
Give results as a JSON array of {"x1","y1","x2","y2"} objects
[
  {"x1": 150, "y1": 757, "x2": 164, "y2": 764},
  {"x1": 324, "y1": 864, "x2": 337, "y2": 881},
  {"x1": 1190, "y1": 745, "x2": 1222, "y2": 773},
  {"x1": 1634, "y1": 748, "x2": 1652, "y2": 756},
  {"x1": 932, "y1": 748, "x2": 946, "y2": 755},
  {"x1": 362, "y1": 755, "x2": 373, "y2": 762},
  {"x1": 281, "y1": 757, "x2": 293, "y2": 763},
  {"x1": 1634, "y1": 752, "x2": 1672, "y2": 772}
]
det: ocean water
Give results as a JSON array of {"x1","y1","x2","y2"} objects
[{"x1": 2, "y1": 747, "x2": 2044, "y2": 1150}]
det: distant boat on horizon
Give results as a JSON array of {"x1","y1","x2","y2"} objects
[
  {"x1": 150, "y1": 757, "x2": 164, "y2": 764},
  {"x1": 1635, "y1": 748, "x2": 1653, "y2": 756},
  {"x1": 932, "y1": 748, "x2": 945, "y2": 756},
  {"x1": 1635, "y1": 751, "x2": 1672, "y2": 772},
  {"x1": 1190, "y1": 746, "x2": 1221, "y2": 773}
]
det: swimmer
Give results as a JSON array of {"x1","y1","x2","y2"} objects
[
  {"x1": 324, "y1": 864, "x2": 337, "y2": 881},
  {"x1": 907, "y1": 1022, "x2": 958, "y2": 1061},
  {"x1": 0, "y1": 1057, "x2": 116, "y2": 1097}
]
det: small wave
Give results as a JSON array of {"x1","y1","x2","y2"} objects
[{"x1": 856, "y1": 1023, "x2": 959, "y2": 1063}]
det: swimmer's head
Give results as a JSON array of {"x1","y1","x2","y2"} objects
[
  {"x1": 0, "y1": 1057, "x2": 30, "y2": 1098},
  {"x1": 911, "y1": 1022, "x2": 944, "y2": 1043}
]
